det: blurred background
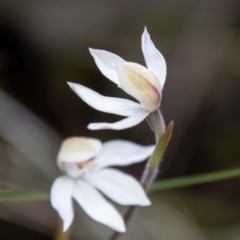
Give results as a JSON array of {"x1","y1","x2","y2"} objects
[{"x1": 0, "y1": 0, "x2": 240, "y2": 239}]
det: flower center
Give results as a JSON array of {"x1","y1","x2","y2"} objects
[
  {"x1": 76, "y1": 159, "x2": 93, "y2": 169},
  {"x1": 64, "y1": 159, "x2": 94, "y2": 178}
]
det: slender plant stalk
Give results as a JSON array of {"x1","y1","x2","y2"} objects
[
  {"x1": 109, "y1": 110, "x2": 172, "y2": 240},
  {"x1": 147, "y1": 109, "x2": 166, "y2": 142},
  {"x1": 110, "y1": 164, "x2": 159, "y2": 240}
]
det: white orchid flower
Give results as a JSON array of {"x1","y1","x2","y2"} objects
[
  {"x1": 68, "y1": 27, "x2": 166, "y2": 130},
  {"x1": 50, "y1": 137, "x2": 153, "y2": 232}
]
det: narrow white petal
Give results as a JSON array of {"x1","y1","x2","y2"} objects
[
  {"x1": 57, "y1": 137, "x2": 102, "y2": 168},
  {"x1": 68, "y1": 82, "x2": 140, "y2": 117},
  {"x1": 50, "y1": 176, "x2": 74, "y2": 232},
  {"x1": 84, "y1": 168, "x2": 151, "y2": 206},
  {"x1": 87, "y1": 110, "x2": 149, "y2": 130},
  {"x1": 89, "y1": 48, "x2": 126, "y2": 85},
  {"x1": 72, "y1": 179, "x2": 125, "y2": 232},
  {"x1": 94, "y1": 140, "x2": 154, "y2": 169},
  {"x1": 141, "y1": 27, "x2": 167, "y2": 89}
]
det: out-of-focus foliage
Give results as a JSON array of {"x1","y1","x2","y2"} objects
[{"x1": 0, "y1": 0, "x2": 240, "y2": 239}]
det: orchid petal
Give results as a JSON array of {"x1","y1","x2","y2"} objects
[
  {"x1": 141, "y1": 27, "x2": 167, "y2": 89},
  {"x1": 68, "y1": 82, "x2": 141, "y2": 117},
  {"x1": 94, "y1": 139, "x2": 154, "y2": 169},
  {"x1": 87, "y1": 109, "x2": 149, "y2": 130},
  {"x1": 89, "y1": 48, "x2": 126, "y2": 85},
  {"x1": 72, "y1": 179, "x2": 125, "y2": 232},
  {"x1": 117, "y1": 62, "x2": 161, "y2": 112},
  {"x1": 50, "y1": 176, "x2": 74, "y2": 232},
  {"x1": 84, "y1": 168, "x2": 151, "y2": 206},
  {"x1": 57, "y1": 137, "x2": 101, "y2": 170}
]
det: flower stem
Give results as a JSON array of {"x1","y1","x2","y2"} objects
[
  {"x1": 148, "y1": 121, "x2": 174, "y2": 171},
  {"x1": 147, "y1": 109, "x2": 166, "y2": 141},
  {"x1": 109, "y1": 110, "x2": 173, "y2": 240}
]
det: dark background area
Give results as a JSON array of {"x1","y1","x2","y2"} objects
[{"x1": 0, "y1": 0, "x2": 240, "y2": 239}]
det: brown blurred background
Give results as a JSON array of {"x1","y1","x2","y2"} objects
[{"x1": 0, "y1": 0, "x2": 240, "y2": 239}]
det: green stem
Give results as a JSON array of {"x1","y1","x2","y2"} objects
[{"x1": 147, "y1": 109, "x2": 166, "y2": 141}]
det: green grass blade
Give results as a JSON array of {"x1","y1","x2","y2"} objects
[
  {"x1": 0, "y1": 191, "x2": 49, "y2": 202},
  {"x1": 151, "y1": 167, "x2": 240, "y2": 191}
]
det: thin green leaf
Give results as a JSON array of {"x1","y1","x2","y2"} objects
[
  {"x1": 0, "y1": 191, "x2": 49, "y2": 202},
  {"x1": 151, "y1": 167, "x2": 240, "y2": 191}
]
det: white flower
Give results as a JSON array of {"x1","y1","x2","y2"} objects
[
  {"x1": 50, "y1": 137, "x2": 154, "y2": 232},
  {"x1": 68, "y1": 27, "x2": 167, "y2": 130}
]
